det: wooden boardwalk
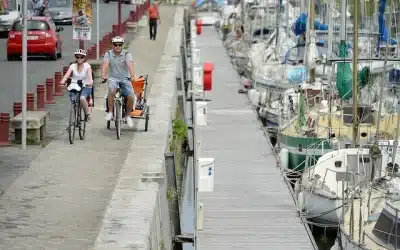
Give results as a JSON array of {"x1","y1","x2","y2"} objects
[{"x1": 194, "y1": 27, "x2": 316, "y2": 250}]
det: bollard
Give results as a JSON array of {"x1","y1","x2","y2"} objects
[
  {"x1": 63, "y1": 66, "x2": 69, "y2": 77},
  {"x1": 112, "y1": 24, "x2": 118, "y2": 37},
  {"x1": 13, "y1": 102, "x2": 22, "y2": 117},
  {"x1": 27, "y1": 92, "x2": 35, "y2": 111},
  {"x1": 37, "y1": 84, "x2": 45, "y2": 111},
  {"x1": 0, "y1": 113, "x2": 10, "y2": 146},
  {"x1": 87, "y1": 47, "x2": 93, "y2": 59},
  {"x1": 99, "y1": 40, "x2": 105, "y2": 56},
  {"x1": 129, "y1": 10, "x2": 135, "y2": 22},
  {"x1": 45, "y1": 78, "x2": 55, "y2": 104},
  {"x1": 54, "y1": 72, "x2": 63, "y2": 96},
  {"x1": 90, "y1": 45, "x2": 96, "y2": 56}
]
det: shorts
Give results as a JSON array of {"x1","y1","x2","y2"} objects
[
  {"x1": 69, "y1": 87, "x2": 92, "y2": 100},
  {"x1": 108, "y1": 78, "x2": 134, "y2": 97}
]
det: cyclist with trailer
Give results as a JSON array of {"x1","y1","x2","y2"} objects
[
  {"x1": 60, "y1": 49, "x2": 93, "y2": 121},
  {"x1": 101, "y1": 36, "x2": 136, "y2": 128}
]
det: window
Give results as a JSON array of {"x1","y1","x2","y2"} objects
[
  {"x1": 3, "y1": 0, "x2": 17, "y2": 11},
  {"x1": 47, "y1": 0, "x2": 71, "y2": 7},
  {"x1": 12, "y1": 20, "x2": 50, "y2": 31}
]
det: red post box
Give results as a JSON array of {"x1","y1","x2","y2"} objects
[
  {"x1": 196, "y1": 19, "x2": 202, "y2": 35},
  {"x1": 203, "y1": 62, "x2": 213, "y2": 91}
]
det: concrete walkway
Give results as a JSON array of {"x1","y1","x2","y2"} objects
[{"x1": 0, "y1": 5, "x2": 177, "y2": 250}]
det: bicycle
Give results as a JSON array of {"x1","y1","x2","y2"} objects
[
  {"x1": 102, "y1": 76, "x2": 149, "y2": 139},
  {"x1": 67, "y1": 79, "x2": 87, "y2": 144},
  {"x1": 102, "y1": 78, "x2": 125, "y2": 139}
]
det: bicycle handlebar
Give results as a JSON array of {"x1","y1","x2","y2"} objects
[{"x1": 101, "y1": 75, "x2": 149, "y2": 84}]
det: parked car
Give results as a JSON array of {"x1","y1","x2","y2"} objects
[
  {"x1": 7, "y1": 16, "x2": 63, "y2": 61},
  {"x1": 47, "y1": 0, "x2": 72, "y2": 25}
]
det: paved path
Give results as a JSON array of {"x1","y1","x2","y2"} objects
[
  {"x1": 195, "y1": 27, "x2": 316, "y2": 250},
  {"x1": 0, "y1": 5, "x2": 177, "y2": 250},
  {"x1": 0, "y1": 2, "x2": 132, "y2": 114}
]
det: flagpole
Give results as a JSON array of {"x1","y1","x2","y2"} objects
[{"x1": 22, "y1": 0, "x2": 27, "y2": 150}]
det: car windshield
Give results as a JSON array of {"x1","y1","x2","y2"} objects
[
  {"x1": 48, "y1": 0, "x2": 71, "y2": 8},
  {"x1": 12, "y1": 20, "x2": 50, "y2": 31}
]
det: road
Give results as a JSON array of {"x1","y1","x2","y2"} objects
[{"x1": 0, "y1": 2, "x2": 132, "y2": 114}]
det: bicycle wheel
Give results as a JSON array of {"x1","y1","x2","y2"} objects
[
  {"x1": 78, "y1": 106, "x2": 86, "y2": 140},
  {"x1": 115, "y1": 102, "x2": 121, "y2": 140},
  {"x1": 68, "y1": 103, "x2": 76, "y2": 144}
]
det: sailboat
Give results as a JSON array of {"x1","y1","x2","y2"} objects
[
  {"x1": 294, "y1": 0, "x2": 400, "y2": 227},
  {"x1": 278, "y1": 0, "x2": 397, "y2": 173},
  {"x1": 335, "y1": 141, "x2": 400, "y2": 249}
]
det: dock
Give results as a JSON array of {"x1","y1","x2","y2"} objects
[{"x1": 194, "y1": 26, "x2": 316, "y2": 250}]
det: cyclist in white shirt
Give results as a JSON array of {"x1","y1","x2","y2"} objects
[{"x1": 60, "y1": 49, "x2": 93, "y2": 121}]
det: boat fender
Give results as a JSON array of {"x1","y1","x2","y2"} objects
[
  {"x1": 298, "y1": 191, "x2": 305, "y2": 210},
  {"x1": 279, "y1": 148, "x2": 289, "y2": 170},
  {"x1": 251, "y1": 90, "x2": 261, "y2": 106},
  {"x1": 260, "y1": 91, "x2": 268, "y2": 105},
  {"x1": 294, "y1": 182, "x2": 300, "y2": 201},
  {"x1": 248, "y1": 89, "x2": 255, "y2": 103}
]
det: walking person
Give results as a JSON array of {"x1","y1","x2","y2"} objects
[{"x1": 148, "y1": 2, "x2": 160, "y2": 40}]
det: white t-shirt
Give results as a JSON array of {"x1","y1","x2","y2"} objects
[{"x1": 69, "y1": 62, "x2": 91, "y2": 87}]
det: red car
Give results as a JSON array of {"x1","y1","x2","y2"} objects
[{"x1": 7, "y1": 16, "x2": 64, "y2": 61}]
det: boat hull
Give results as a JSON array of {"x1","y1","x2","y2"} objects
[
  {"x1": 301, "y1": 189, "x2": 341, "y2": 224},
  {"x1": 338, "y1": 229, "x2": 368, "y2": 250},
  {"x1": 279, "y1": 133, "x2": 330, "y2": 171}
]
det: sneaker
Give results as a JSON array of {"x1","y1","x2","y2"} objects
[
  {"x1": 85, "y1": 114, "x2": 90, "y2": 122},
  {"x1": 105, "y1": 112, "x2": 113, "y2": 121},
  {"x1": 126, "y1": 116, "x2": 134, "y2": 128}
]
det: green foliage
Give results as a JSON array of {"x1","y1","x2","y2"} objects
[{"x1": 172, "y1": 118, "x2": 188, "y2": 142}]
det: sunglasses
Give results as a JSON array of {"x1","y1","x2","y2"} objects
[
  {"x1": 113, "y1": 43, "x2": 123, "y2": 47},
  {"x1": 75, "y1": 56, "x2": 85, "y2": 59}
]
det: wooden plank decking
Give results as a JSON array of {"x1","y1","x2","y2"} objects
[{"x1": 195, "y1": 26, "x2": 316, "y2": 250}]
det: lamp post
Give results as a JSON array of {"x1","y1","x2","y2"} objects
[{"x1": 21, "y1": 0, "x2": 27, "y2": 149}]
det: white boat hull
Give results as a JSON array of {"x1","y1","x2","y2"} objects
[
  {"x1": 338, "y1": 230, "x2": 367, "y2": 250},
  {"x1": 301, "y1": 189, "x2": 342, "y2": 224}
]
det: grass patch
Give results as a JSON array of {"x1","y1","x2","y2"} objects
[{"x1": 168, "y1": 104, "x2": 188, "y2": 197}]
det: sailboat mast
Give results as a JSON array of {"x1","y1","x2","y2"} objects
[
  {"x1": 375, "y1": 0, "x2": 391, "y2": 143},
  {"x1": 352, "y1": 0, "x2": 359, "y2": 147},
  {"x1": 309, "y1": 0, "x2": 316, "y2": 83}
]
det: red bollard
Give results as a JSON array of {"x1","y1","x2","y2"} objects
[
  {"x1": 45, "y1": 78, "x2": 55, "y2": 104},
  {"x1": 37, "y1": 84, "x2": 45, "y2": 111},
  {"x1": 99, "y1": 40, "x2": 105, "y2": 56},
  {"x1": 13, "y1": 102, "x2": 22, "y2": 117},
  {"x1": 63, "y1": 66, "x2": 69, "y2": 77},
  {"x1": 0, "y1": 113, "x2": 10, "y2": 146},
  {"x1": 27, "y1": 92, "x2": 35, "y2": 111},
  {"x1": 87, "y1": 47, "x2": 93, "y2": 59},
  {"x1": 112, "y1": 24, "x2": 118, "y2": 37},
  {"x1": 129, "y1": 10, "x2": 135, "y2": 22},
  {"x1": 54, "y1": 72, "x2": 62, "y2": 96}
]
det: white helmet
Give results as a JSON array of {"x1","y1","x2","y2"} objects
[
  {"x1": 74, "y1": 49, "x2": 86, "y2": 56},
  {"x1": 112, "y1": 36, "x2": 124, "y2": 43}
]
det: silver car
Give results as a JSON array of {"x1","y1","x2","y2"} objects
[{"x1": 47, "y1": 0, "x2": 72, "y2": 25}]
